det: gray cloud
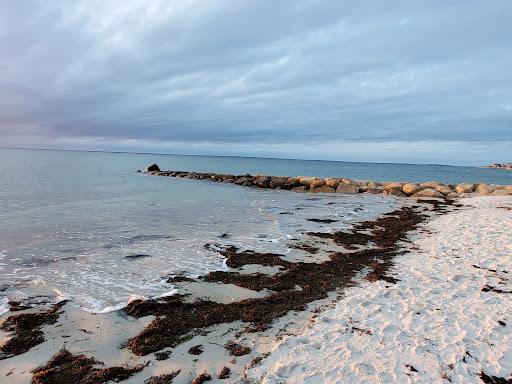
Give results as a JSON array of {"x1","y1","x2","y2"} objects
[{"x1": 1, "y1": 0, "x2": 511, "y2": 163}]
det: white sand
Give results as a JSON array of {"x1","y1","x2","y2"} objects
[{"x1": 248, "y1": 196, "x2": 512, "y2": 383}]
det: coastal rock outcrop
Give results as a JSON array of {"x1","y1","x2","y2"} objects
[{"x1": 145, "y1": 163, "x2": 160, "y2": 172}]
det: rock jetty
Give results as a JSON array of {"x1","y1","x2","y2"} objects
[{"x1": 142, "y1": 164, "x2": 512, "y2": 198}]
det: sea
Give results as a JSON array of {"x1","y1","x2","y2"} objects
[{"x1": 0, "y1": 148, "x2": 510, "y2": 314}]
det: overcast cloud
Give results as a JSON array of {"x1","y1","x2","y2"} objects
[{"x1": 1, "y1": 0, "x2": 511, "y2": 164}]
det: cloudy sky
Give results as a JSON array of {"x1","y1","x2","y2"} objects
[{"x1": 1, "y1": 0, "x2": 511, "y2": 165}]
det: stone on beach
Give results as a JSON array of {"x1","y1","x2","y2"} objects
[
  {"x1": 336, "y1": 182, "x2": 360, "y2": 194},
  {"x1": 384, "y1": 188, "x2": 407, "y2": 197},
  {"x1": 310, "y1": 185, "x2": 336, "y2": 193},
  {"x1": 298, "y1": 176, "x2": 317, "y2": 186},
  {"x1": 412, "y1": 188, "x2": 445, "y2": 198},
  {"x1": 435, "y1": 185, "x2": 453, "y2": 195},
  {"x1": 455, "y1": 183, "x2": 475, "y2": 193},
  {"x1": 419, "y1": 181, "x2": 443, "y2": 189},
  {"x1": 402, "y1": 183, "x2": 421, "y2": 195},
  {"x1": 476, "y1": 184, "x2": 495, "y2": 195},
  {"x1": 309, "y1": 179, "x2": 325, "y2": 189},
  {"x1": 324, "y1": 178, "x2": 340, "y2": 188},
  {"x1": 491, "y1": 189, "x2": 512, "y2": 196}
]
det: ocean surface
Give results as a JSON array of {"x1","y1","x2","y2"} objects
[{"x1": 0, "y1": 148, "x2": 510, "y2": 314}]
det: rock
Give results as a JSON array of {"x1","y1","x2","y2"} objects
[
  {"x1": 291, "y1": 186, "x2": 308, "y2": 192},
  {"x1": 324, "y1": 178, "x2": 340, "y2": 188},
  {"x1": 234, "y1": 177, "x2": 253, "y2": 185},
  {"x1": 218, "y1": 367, "x2": 231, "y2": 379},
  {"x1": 367, "y1": 181, "x2": 381, "y2": 189},
  {"x1": 136, "y1": 169, "x2": 142, "y2": 173},
  {"x1": 455, "y1": 183, "x2": 475, "y2": 193},
  {"x1": 309, "y1": 185, "x2": 336, "y2": 193},
  {"x1": 419, "y1": 181, "x2": 442, "y2": 189},
  {"x1": 402, "y1": 183, "x2": 421, "y2": 195},
  {"x1": 491, "y1": 189, "x2": 512, "y2": 196},
  {"x1": 341, "y1": 178, "x2": 354, "y2": 184},
  {"x1": 384, "y1": 182, "x2": 404, "y2": 191},
  {"x1": 283, "y1": 178, "x2": 302, "y2": 190},
  {"x1": 336, "y1": 183, "x2": 360, "y2": 194},
  {"x1": 412, "y1": 188, "x2": 444, "y2": 198},
  {"x1": 223, "y1": 179, "x2": 235, "y2": 183},
  {"x1": 269, "y1": 178, "x2": 287, "y2": 189},
  {"x1": 476, "y1": 184, "x2": 495, "y2": 195},
  {"x1": 447, "y1": 192, "x2": 459, "y2": 198},
  {"x1": 435, "y1": 185, "x2": 453, "y2": 195},
  {"x1": 253, "y1": 176, "x2": 271, "y2": 188},
  {"x1": 298, "y1": 176, "x2": 316, "y2": 186},
  {"x1": 384, "y1": 189, "x2": 406, "y2": 197},
  {"x1": 366, "y1": 188, "x2": 383, "y2": 194},
  {"x1": 145, "y1": 163, "x2": 160, "y2": 172},
  {"x1": 504, "y1": 185, "x2": 512, "y2": 191},
  {"x1": 309, "y1": 179, "x2": 325, "y2": 189}
]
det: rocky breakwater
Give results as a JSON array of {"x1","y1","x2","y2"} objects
[{"x1": 141, "y1": 164, "x2": 512, "y2": 198}]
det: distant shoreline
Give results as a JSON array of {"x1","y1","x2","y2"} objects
[{"x1": 486, "y1": 163, "x2": 512, "y2": 170}]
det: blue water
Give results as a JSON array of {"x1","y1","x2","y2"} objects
[{"x1": 0, "y1": 148, "x2": 509, "y2": 314}]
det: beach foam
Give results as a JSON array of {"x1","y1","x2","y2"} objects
[{"x1": 248, "y1": 196, "x2": 512, "y2": 383}]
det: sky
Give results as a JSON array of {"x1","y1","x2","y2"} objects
[{"x1": 1, "y1": 0, "x2": 511, "y2": 165}]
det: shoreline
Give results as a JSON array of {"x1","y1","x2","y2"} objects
[
  {"x1": 1, "y1": 188, "x2": 510, "y2": 382},
  {"x1": 1, "y1": 195, "x2": 452, "y2": 383},
  {"x1": 141, "y1": 163, "x2": 512, "y2": 198}
]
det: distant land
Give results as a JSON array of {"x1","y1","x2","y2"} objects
[{"x1": 486, "y1": 163, "x2": 512, "y2": 170}]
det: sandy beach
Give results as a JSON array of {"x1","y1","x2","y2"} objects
[{"x1": 0, "y1": 194, "x2": 510, "y2": 383}]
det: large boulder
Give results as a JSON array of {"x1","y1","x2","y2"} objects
[
  {"x1": 283, "y1": 178, "x2": 302, "y2": 190},
  {"x1": 145, "y1": 163, "x2": 160, "y2": 172},
  {"x1": 310, "y1": 179, "x2": 325, "y2": 189},
  {"x1": 491, "y1": 189, "x2": 512, "y2": 196},
  {"x1": 253, "y1": 176, "x2": 271, "y2": 188},
  {"x1": 435, "y1": 185, "x2": 453, "y2": 196},
  {"x1": 384, "y1": 189, "x2": 406, "y2": 197},
  {"x1": 413, "y1": 188, "x2": 444, "y2": 198},
  {"x1": 336, "y1": 183, "x2": 360, "y2": 194},
  {"x1": 419, "y1": 181, "x2": 442, "y2": 189},
  {"x1": 269, "y1": 178, "x2": 287, "y2": 189},
  {"x1": 384, "y1": 182, "x2": 404, "y2": 189},
  {"x1": 298, "y1": 176, "x2": 316, "y2": 186},
  {"x1": 324, "y1": 178, "x2": 340, "y2": 188},
  {"x1": 234, "y1": 177, "x2": 253, "y2": 186},
  {"x1": 291, "y1": 186, "x2": 308, "y2": 192},
  {"x1": 455, "y1": 183, "x2": 475, "y2": 193},
  {"x1": 402, "y1": 183, "x2": 421, "y2": 195},
  {"x1": 476, "y1": 184, "x2": 495, "y2": 195},
  {"x1": 309, "y1": 185, "x2": 336, "y2": 193}
]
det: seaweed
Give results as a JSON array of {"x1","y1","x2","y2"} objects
[
  {"x1": 0, "y1": 301, "x2": 66, "y2": 359},
  {"x1": 31, "y1": 349, "x2": 144, "y2": 384},
  {"x1": 124, "y1": 202, "x2": 449, "y2": 356}
]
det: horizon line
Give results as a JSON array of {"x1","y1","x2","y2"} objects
[{"x1": 0, "y1": 145, "x2": 484, "y2": 168}]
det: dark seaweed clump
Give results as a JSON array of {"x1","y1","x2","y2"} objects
[
  {"x1": 0, "y1": 301, "x2": 66, "y2": 359},
  {"x1": 224, "y1": 341, "x2": 251, "y2": 356},
  {"x1": 479, "y1": 371, "x2": 512, "y2": 384},
  {"x1": 144, "y1": 370, "x2": 181, "y2": 384},
  {"x1": 124, "y1": 201, "x2": 450, "y2": 356},
  {"x1": 32, "y1": 349, "x2": 144, "y2": 384}
]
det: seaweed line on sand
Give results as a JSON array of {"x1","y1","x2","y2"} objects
[{"x1": 123, "y1": 199, "x2": 457, "y2": 356}]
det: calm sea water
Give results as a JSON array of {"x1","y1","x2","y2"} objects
[{"x1": 0, "y1": 149, "x2": 510, "y2": 314}]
